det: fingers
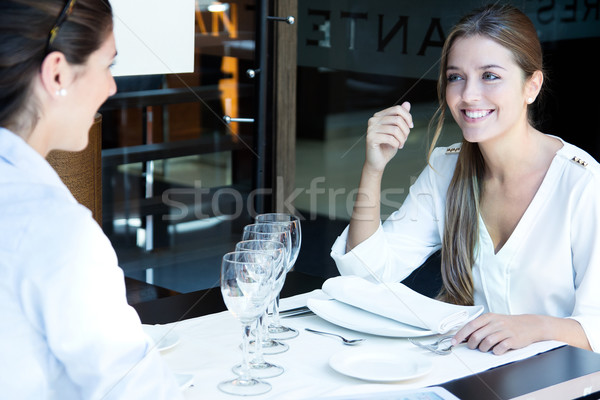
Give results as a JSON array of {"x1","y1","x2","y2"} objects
[
  {"x1": 363, "y1": 103, "x2": 415, "y2": 172},
  {"x1": 367, "y1": 131, "x2": 401, "y2": 150},
  {"x1": 470, "y1": 329, "x2": 512, "y2": 354},
  {"x1": 368, "y1": 103, "x2": 414, "y2": 149},
  {"x1": 368, "y1": 117, "x2": 409, "y2": 147},
  {"x1": 451, "y1": 315, "x2": 489, "y2": 347},
  {"x1": 490, "y1": 339, "x2": 513, "y2": 355},
  {"x1": 372, "y1": 102, "x2": 414, "y2": 129},
  {"x1": 452, "y1": 314, "x2": 520, "y2": 355}
]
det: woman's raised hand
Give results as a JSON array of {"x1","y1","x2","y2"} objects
[
  {"x1": 364, "y1": 102, "x2": 414, "y2": 173},
  {"x1": 347, "y1": 101, "x2": 414, "y2": 250}
]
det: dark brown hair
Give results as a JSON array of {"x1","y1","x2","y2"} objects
[
  {"x1": 0, "y1": 0, "x2": 113, "y2": 135},
  {"x1": 429, "y1": 4, "x2": 545, "y2": 305}
]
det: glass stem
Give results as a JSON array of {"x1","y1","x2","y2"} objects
[
  {"x1": 252, "y1": 313, "x2": 266, "y2": 363},
  {"x1": 271, "y1": 294, "x2": 281, "y2": 327},
  {"x1": 239, "y1": 323, "x2": 253, "y2": 382},
  {"x1": 262, "y1": 308, "x2": 269, "y2": 338}
]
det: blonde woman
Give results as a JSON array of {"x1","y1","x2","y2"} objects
[{"x1": 331, "y1": 4, "x2": 600, "y2": 355}]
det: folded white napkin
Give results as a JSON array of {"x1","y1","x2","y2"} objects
[{"x1": 322, "y1": 276, "x2": 483, "y2": 333}]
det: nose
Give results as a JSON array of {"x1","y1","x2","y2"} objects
[
  {"x1": 108, "y1": 74, "x2": 117, "y2": 97},
  {"x1": 461, "y1": 78, "x2": 481, "y2": 103}
]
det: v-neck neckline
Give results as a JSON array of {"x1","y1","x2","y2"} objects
[{"x1": 478, "y1": 138, "x2": 565, "y2": 257}]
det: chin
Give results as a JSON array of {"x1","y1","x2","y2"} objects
[
  {"x1": 73, "y1": 141, "x2": 90, "y2": 152},
  {"x1": 63, "y1": 131, "x2": 90, "y2": 153},
  {"x1": 462, "y1": 135, "x2": 484, "y2": 144},
  {"x1": 75, "y1": 134, "x2": 91, "y2": 151},
  {"x1": 459, "y1": 127, "x2": 494, "y2": 143},
  {"x1": 460, "y1": 132, "x2": 482, "y2": 144}
]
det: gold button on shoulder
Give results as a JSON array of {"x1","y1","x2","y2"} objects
[
  {"x1": 445, "y1": 147, "x2": 461, "y2": 155},
  {"x1": 571, "y1": 156, "x2": 589, "y2": 168}
]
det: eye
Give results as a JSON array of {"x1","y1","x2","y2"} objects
[
  {"x1": 482, "y1": 72, "x2": 500, "y2": 81},
  {"x1": 447, "y1": 73, "x2": 462, "y2": 82}
]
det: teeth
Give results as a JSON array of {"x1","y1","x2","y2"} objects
[{"x1": 465, "y1": 110, "x2": 490, "y2": 119}]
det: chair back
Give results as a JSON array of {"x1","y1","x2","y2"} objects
[{"x1": 46, "y1": 113, "x2": 103, "y2": 226}]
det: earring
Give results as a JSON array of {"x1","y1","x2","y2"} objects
[
  {"x1": 527, "y1": 97, "x2": 534, "y2": 104},
  {"x1": 56, "y1": 88, "x2": 67, "y2": 97}
]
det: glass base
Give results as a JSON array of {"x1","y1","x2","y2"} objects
[
  {"x1": 218, "y1": 377, "x2": 271, "y2": 396},
  {"x1": 268, "y1": 324, "x2": 299, "y2": 340},
  {"x1": 233, "y1": 360, "x2": 284, "y2": 379},
  {"x1": 247, "y1": 338, "x2": 289, "y2": 355}
]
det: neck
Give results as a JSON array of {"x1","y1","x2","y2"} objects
[
  {"x1": 26, "y1": 121, "x2": 54, "y2": 158},
  {"x1": 22, "y1": 78, "x2": 60, "y2": 158},
  {"x1": 477, "y1": 122, "x2": 544, "y2": 183}
]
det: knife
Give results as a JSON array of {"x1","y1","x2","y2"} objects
[{"x1": 279, "y1": 306, "x2": 314, "y2": 318}]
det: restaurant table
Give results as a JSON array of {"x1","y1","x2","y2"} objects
[{"x1": 132, "y1": 272, "x2": 600, "y2": 400}]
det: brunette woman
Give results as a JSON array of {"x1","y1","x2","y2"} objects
[{"x1": 0, "y1": 1, "x2": 182, "y2": 397}]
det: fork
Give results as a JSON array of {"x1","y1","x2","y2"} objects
[{"x1": 408, "y1": 335, "x2": 454, "y2": 355}]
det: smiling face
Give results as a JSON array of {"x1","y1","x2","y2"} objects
[
  {"x1": 58, "y1": 32, "x2": 117, "y2": 152},
  {"x1": 445, "y1": 35, "x2": 536, "y2": 145}
]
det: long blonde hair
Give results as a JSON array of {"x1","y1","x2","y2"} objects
[{"x1": 430, "y1": 4, "x2": 544, "y2": 305}]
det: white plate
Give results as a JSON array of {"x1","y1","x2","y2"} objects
[
  {"x1": 329, "y1": 348, "x2": 432, "y2": 382},
  {"x1": 142, "y1": 324, "x2": 180, "y2": 352},
  {"x1": 175, "y1": 373, "x2": 194, "y2": 390},
  {"x1": 307, "y1": 298, "x2": 433, "y2": 337}
]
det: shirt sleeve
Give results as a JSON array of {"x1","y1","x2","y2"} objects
[
  {"x1": 331, "y1": 148, "x2": 452, "y2": 283},
  {"x1": 18, "y1": 204, "x2": 183, "y2": 399},
  {"x1": 567, "y1": 172, "x2": 600, "y2": 352}
]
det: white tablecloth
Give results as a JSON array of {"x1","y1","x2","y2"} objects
[{"x1": 154, "y1": 291, "x2": 564, "y2": 399}]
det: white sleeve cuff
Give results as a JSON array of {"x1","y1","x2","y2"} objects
[
  {"x1": 568, "y1": 315, "x2": 600, "y2": 353},
  {"x1": 330, "y1": 223, "x2": 389, "y2": 282}
]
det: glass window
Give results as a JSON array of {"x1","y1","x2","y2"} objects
[{"x1": 101, "y1": 0, "x2": 259, "y2": 293}]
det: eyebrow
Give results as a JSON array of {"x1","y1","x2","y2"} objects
[{"x1": 447, "y1": 64, "x2": 506, "y2": 71}]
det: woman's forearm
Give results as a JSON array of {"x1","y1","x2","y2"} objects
[
  {"x1": 346, "y1": 103, "x2": 413, "y2": 253},
  {"x1": 346, "y1": 165, "x2": 384, "y2": 252},
  {"x1": 540, "y1": 316, "x2": 592, "y2": 351}
]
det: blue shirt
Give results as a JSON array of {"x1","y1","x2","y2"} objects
[{"x1": 0, "y1": 128, "x2": 183, "y2": 399}]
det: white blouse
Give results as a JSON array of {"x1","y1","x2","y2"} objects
[
  {"x1": 331, "y1": 138, "x2": 600, "y2": 352},
  {"x1": 0, "y1": 129, "x2": 182, "y2": 399}
]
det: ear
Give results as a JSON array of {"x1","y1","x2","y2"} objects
[
  {"x1": 39, "y1": 51, "x2": 73, "y2": 98},
  {"x1": 525, "y1": 70, "x2": 543, "y2": 103}
]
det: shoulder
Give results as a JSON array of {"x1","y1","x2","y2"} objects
[
  {"x1": 551, "y1": 138, "x2": 600, "y2": 210},
  {"x1": 428, "y1": 142, "x2": 461, "y2": 172},
  {"x1": 32, "y1": 199, "x2": 106, "y2": 250},
  {"x1": 442, "y1": 143, "x2": 462, "y2": 156},
  {"x1": 409, "y1": 143, "x2": 461, "y2": 194},
  {"x1": 18, "y1": 195, "x2": 115, "y2": 276},
  {"x1": 429, "y1": 142, "x2": 462, "y2": 159},
  {"x1": 554, "y1": 137, "x2": 600, "y2": 179}
]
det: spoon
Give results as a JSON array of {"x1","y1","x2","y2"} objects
[{"x1": 304, "y1": 328, "x2": 365, "y2": 345}]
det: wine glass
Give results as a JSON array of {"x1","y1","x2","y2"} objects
[
  {"x1": 256, "y1": 213, "x2": 301, "y2": 271},
  {"x1": 254, "y1": 214, "x2": 302, "y2": 340},
  {"x1": 233, "y1": 240, "x2": 285, "y2": 378},
  {"x1": 218, "y1": 251, "x2": 273, "y2": 396},
  {"x1": 241, "y1": 224, "x2": 292, "y2": 353}
]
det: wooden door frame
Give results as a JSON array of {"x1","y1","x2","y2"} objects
[{"x1": 272, "y1": 0, "x2": 297, "y2": 211}]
